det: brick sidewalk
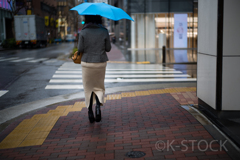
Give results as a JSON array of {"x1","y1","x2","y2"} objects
[
  {"x1": 106, "y1": 43, "x2": 126, "y2": 62},
  {"x1": 0, "y1": 87, "x2": 231, "y2": 160}
]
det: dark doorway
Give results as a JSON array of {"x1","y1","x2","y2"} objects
[{"x1": 5, "y1": 18, "x2": 14, "y2": 39}]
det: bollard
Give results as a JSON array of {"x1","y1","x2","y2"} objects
[{"x1": 162, "y1": 45, "x2": 166, "y2": 64}]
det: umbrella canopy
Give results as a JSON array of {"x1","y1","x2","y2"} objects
[{"x1": 70, "y1": 2, "x2": 134, "y2": 21}]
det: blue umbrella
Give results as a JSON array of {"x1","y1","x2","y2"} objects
[{"x1": 70, "y1": 2, "x2": 134, "y2": 21}]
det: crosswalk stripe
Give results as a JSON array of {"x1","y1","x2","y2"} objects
[
  {"x1": 49, "y1": 78, "x2": 196, "y2": 83},
  {"x1": 55, "y1": 71, "x2": 183, "y2": 74},
  {"x1": 0, "y1": 57, "x2": 51, "y2": 63},
  {"x1": 45, "y1": 85, "x2": 83, "y2": 89},
  {"x1": 52, "y1": 74, "x2": 190, "y2": 78},
  {"x1": 57, "y1": 68, "x2": 175, "y2": 71},
  {"x1": 45, "y1": 62, "x2": 196, "y2": 90},
  {"x1": 10, "y1": 58, "x2": 34, "y2": 62},
  {"x1": 0, "y1": 90, "x2": 8, "y2": 97},
  {"x1": 27, "y1": 58, "x2": 49, "y2": 63},
  {"x1": 44, "y1": 59, "x2": 58, "y2": 63},
  {"x1": 0, "y1": 57, "x2": 19, "y2": 61}
]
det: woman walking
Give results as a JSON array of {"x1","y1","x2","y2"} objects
[{"x1": 78, "y1": 15, "x2": 111, "y2": 123}]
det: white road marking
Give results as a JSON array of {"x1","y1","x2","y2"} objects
[
  {"x1": 49, "y1": 78, "x2": 196, "y2": 83},
  {"x1": 52, "y1": 74, "x2": 190, "y2": 78},
  {"x1": 55, "y1": 71, "x2": 183, "y2": 74},
  {"x1": 45, "y1": 85, "x2": 84, "y2": 89},
  {"x1": 27, "y1": 58, "x2": 49, "y2": 63},
  {"x1": 44, "y1": 59, "x2": 58, "y2": 63},
  {"x1": 10, "y1": 58, "x2": 34, "y2": 62},
  {"x1": 57, "y1": 68, "x2": 175, "y2": 71},
  {"x1": 0, "y1": 90, "x2": 8, "y2": 97},
  {"x1": 0, "y1": 57, "x2": 19, "y2": 62},
  {"x1": 45, "y1": 64, "x2": 196, "y2": 90}
]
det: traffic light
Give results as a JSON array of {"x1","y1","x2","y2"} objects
[{"x1": 82, "y1": 21, "x2": 85, "y2": 25}]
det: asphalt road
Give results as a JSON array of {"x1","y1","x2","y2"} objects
[
  {"x1": 0, "y1": 43, "x2": 197, "y2": 110},
  {"x1": 0, "y1": 43, "x2": 74, "y2": 110}
]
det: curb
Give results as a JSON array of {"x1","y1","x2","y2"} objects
[{"x1": 0, "y1": 83, "x2": 196, "y2": 125}]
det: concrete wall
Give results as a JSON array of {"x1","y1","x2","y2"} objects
[
  {"x1": 197, "y1": 0, "x2": 218, "y2": 110},
  {"x1": 198, "y1": 0, "x2": 240, "y2": 111},
  {"x1": 222, "y1": 0, "x2": 240, "y2": 110}
]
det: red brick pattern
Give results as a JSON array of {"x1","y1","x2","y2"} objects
[
  {"x1": 106, "y1": 43, "x2": 126, "y2": 61},
  {"x1": 171, "y1": 92, "x2": 198, "y2": 105},
  {"x1": 0, "y1": 93, "x2": 231, "y2": 160}
]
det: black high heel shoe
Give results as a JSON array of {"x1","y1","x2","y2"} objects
[
  {"x1": 95, "y1": 104, "x2": 101, "y2": 122},
  {"x1": 88, "y1": 110, "x2": 95, "y2": 123}
]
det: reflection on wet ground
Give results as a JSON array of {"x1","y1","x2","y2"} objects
[
  {"x1": 120, "y1": 48, "x2": 197, "y2": 79},
  {"x1": 124, "y1": 48, "x2": 197, "y2": 64},
  {"x1": 165, "y1": 64, "x2": 197, "y2": 78}
]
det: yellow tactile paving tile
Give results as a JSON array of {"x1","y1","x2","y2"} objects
[
  {"x1": 0, "y1": 141, "x2": 22, "y2": 149},
  {"x1": 73, "y1": 102, "x2": 85, "y2": 108},
  {"x1": 55, "y1": 105, "x2": 72, "y2": 110},
  {"x1": 3, "y1": 133, "x2": 28, "y2": 141},
  {"x1": 14, "y1": 120, "x2": 39, "y2": 130},
  {"x1": 10, "y1": 127, "x2": 32, "y2": 134},
  {"x1": 25, "y1": 132, "x2": 49, "y2": 140},
  {"x1": 31, "y1": 126, "x2": 54, "y2": 132},
  {"x1": 66, "y1": 108, "x2": 83, "y2": 112},
  {"x1": 136, "y1": 61, "x2": 150, "y2": 64},
  {"x1": 135, "y1": 91, "x2": 150, "y2": 96},
  {"x1": 62, "y1": 111, "x2": 70, "y2": 116},
  {"x1": 167, "y1": 88, "x2": 179, "y2": 93},
  {"x1": 106, "y1": 94, "x2": 122, "y2": 100},
  {"x1": 47, "y1": 109, "x2": 64, "y2": 114},
  {"x1": 0, "y1": 103, "x2": 88, "y2": 149},
  {"x1": 30, "y1": 114, "x2": 48, "y2": 121},
  {"x1": 121, "y1": 92, "x2": 136, "y2": 97},
  {"x1": 18, "y1": 139, "x2": 45, "y2": 147},
  {"x1": 35, "y1": 121, "x2": 56, "y2": 127},
  {"x1": 148, "y1": 90, "x2": 163, "y2": 94},
  {"x1": 0, "y1": 88, "x2": 197, "y2": 149}
]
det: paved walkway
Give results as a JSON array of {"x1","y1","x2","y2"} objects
[
  {"x1": 107, "y1": 44, "x2": 126, "y2": 62},
  {"x1": 0, "y1": 87, "x2": 233, "y2": 160}
]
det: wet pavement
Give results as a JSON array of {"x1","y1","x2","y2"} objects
[
  {"x1": 0, "y1": 87, "x2": 238, "y2": 160},
  {"x1": 1, "y1": 43, "x2": 239, "y2": 160}
]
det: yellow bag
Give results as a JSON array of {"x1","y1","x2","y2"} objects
[{"x1": 71, "y1": 51, "x2": 82, "y2": 64}]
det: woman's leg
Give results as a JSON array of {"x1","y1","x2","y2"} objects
[
  {"x1": 95, "y1": 94, "x2": 102, "y2": 122},
  {"x1": 89, "y1": 92, "x2": 93, "y2": 111},
  {"x1": 88, "y1": 92, "x2": 95, "y2": 123},
  {"x1": 95, "y1": 94, "x2": 101, "y2": 106}
]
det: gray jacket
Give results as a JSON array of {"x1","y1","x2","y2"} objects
[{"x1": 78, "y1": 24, "x2": 111, "y2": 63}]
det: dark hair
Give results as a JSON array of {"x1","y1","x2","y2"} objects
[{"x1": 84, "y1": 15, "x2": 102, "y2": 24}]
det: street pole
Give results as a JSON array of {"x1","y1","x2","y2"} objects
[{"x1": 144, "y1": 0, "x2": 146, "y2": 61}]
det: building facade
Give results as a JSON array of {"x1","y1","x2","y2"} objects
[
  {"x1": 29, "y1": 0, "x2": 58, "y2": 40},
  {"x1": 0, "y1": 0, "x2": 58, "y2": 43},
  {"x1": 57, "y1": 0, "x2": 84, "y2": 40},
  {"x1": 0, "y1": 0, "x2": 13, "y2": 42},
  {"x1": 109, "y1": 0, "x2": 198, "y2": 64}
]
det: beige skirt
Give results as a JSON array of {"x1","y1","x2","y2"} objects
[{"x1": 81, "y1": 61, "x2": 107, "y2": 108}]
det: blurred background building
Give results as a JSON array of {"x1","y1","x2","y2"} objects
[
  {"x1": 0, "y1": 0, "x2": 88, "y2": 44},
  {"x1": 0, "y1": 0, "x2": 58, "y2": 43},
  {"x1": 108, "y1": 0, "x2": 198, "y2": 64},
  {"x1": 0, "y1": 0, "x2": 15, "y2": 43}
]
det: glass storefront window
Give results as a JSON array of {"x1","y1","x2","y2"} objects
[{"x1": 111, "y1": 0, "x2": 198, "y2": 63}]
